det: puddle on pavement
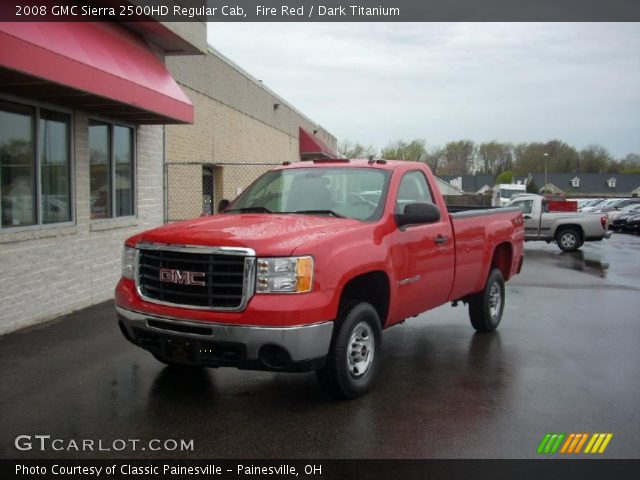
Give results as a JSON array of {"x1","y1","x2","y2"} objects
[{"x1": 526, "y1": 248, "x2": 609, "y2": 278}]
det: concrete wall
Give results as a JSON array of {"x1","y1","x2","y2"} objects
[
  {"x1": 165, "y1": 48, "x2": 337, "y2": 220},
  {"x1": 0, "y1": 114, "x2": 164, "y2": 334}
]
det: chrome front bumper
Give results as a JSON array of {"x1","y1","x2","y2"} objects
[{"x1": 116, "y1": 306, "x2": 334, "y2": 371}]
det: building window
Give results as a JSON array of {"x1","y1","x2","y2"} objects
[
  {"x1": 1, "y1": 100, "x2": 71, "y2": 229},
  {"x1": 89, "y1": 120, "x2": 134, "y2": 219},
  {"x1": 607, "y1": 178, "x2": 616, "y2": 188},
  {"x1": 571, "y1": 177, "x2": 580, "y2": 188}
]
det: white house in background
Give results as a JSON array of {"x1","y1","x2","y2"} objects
[{"x1": 436, "y1": 177, "x2": 463, "y2": 195}]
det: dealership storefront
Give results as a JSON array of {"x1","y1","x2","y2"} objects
[{"x1": 0, "y1": 21, "x2": 204, "y2": 333}]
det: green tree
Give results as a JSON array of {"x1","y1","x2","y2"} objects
[
  {"x1": 526, "y1": 178, "x2": 539, "y2": 193},
  {"x1": 495, "y1": 171, "x2": 515, "y2": 184},
  {"x1": 380, "y1": 139, "x2": 428, "y2": 162}
]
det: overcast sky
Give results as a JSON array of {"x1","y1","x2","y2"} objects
[{"x1": 208, "y1": 23, "x2": 640, "y2": 158}]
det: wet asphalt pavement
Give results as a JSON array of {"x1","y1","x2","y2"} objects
[{"x1": 1, "y1": 233, "x2": 639, "y2": 459}]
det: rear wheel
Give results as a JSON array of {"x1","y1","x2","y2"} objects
[
  {"x1": 468, "y1": 268, "x2": 505, "y2": 332},
  {"x1": 556, "y1": 227, "x2": 581, "y2": 252},
  {"x1": 317, "y1": 302, "x2": 382, "y2": 399}
]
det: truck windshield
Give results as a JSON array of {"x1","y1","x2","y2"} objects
[
  {"x1": 500, "y1": 189, "x2": 524, "y2": 199},
  {"x1": 228, "y1": 167, "x2": 391, "y2": 221}
]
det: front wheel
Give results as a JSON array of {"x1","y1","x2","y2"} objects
[
  {"x1": 556, "y1": 228, "x2": 582, "y2": 252},
  {"x1": 317, "y1": 302, "x2": 382, "y2": 399},
  {"x1": 468, "y1": 268, "x2": 505, "y2": 332}
]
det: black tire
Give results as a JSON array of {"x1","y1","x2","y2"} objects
[
  {"x1": 556, "y1": 227, "x2": 581, "y2": 252},
  {"x1": 468, "y1": 268, "x2": 505, "y2": 333},
  {"x1": 316, "y1": 302, "x2": 382, "y2": 399}
]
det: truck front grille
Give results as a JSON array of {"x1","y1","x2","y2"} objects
[{"x1": 137, "y1": 246, "x2": 253, "y2": 310}]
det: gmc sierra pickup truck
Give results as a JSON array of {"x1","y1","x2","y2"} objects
[
  {"x1": 507, "y1": 194, "x2": 610, "y2": 252},
  {"x1": 116, "y1": 159, "x2": 524, "y2": 398}
]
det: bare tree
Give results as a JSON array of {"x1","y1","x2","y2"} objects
[
  {"x1": 441, "y1": 140, "x2": 476, "y2": 175},
  {"x1": 579, "y1": 145, "x2": 613, "y2": 173},
  {"x1": 338, "y1": 140, "x2": 378, "y2": 159}
]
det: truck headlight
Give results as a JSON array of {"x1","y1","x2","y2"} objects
[
  {"x1": 256, "y1": 256, "x2": 314, "y2": 293},
  {"x1": 122, "y1": 246, "x2": 137, "y2": 279}
]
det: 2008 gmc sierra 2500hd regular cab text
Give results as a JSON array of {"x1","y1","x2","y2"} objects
[{"x1": 116, "y1": 159, "x2": 524, "y2": 398}]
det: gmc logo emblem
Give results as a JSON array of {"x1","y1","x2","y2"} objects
[{"x1": 159, "y1": 269, "x2": 206, "y2": 286}]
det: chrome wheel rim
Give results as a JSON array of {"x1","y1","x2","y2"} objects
[
  {"x1": 560, "y1": 233, "x2": 576, "y2": 249},
  {"x1": 489, "y1": 282, "x2": 502, "y2": 319},
  {"x1": 347, "y1": 321, "x2": 375, "y2": 377}
]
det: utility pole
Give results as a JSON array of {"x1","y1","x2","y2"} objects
[{"x1": 543, "y1": 152, "x2": 549, "y2": 193}]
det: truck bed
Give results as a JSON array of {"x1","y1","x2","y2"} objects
[{"x1": 447, "y1": 206, "x2": 524, "y2": 301}]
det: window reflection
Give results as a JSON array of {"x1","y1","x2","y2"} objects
[
  {"x1": 89, "y1": 121, "x2": 111, "y2": 219},
  {"x1": 114, "y1": 125, "x2": 133, "y2": 217},
  {"x1": 89, "y1": 121, "x2": 134, "y2": 219},
  {"x1": 0, "y1": 101, "x2": 36, "y2": 228},
  {"x1": 40, "y1": 110, "x2": 71, "y2": 224}
]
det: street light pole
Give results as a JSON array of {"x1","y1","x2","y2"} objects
[{"x1": 543, "y1": 153, "x2": 549, "y2": 194}]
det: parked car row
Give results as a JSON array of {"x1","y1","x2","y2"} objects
[
  {"x1": 609, "y1": 203, "x2": 640, "y2": 233},
  {"x1": 575, "y1": 197, "x2": 640, "y2": 213}
]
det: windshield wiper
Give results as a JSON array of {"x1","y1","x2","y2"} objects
[
  {"x1": 226, "y1": 206, "x2": 272, "y2": 214},
  {"x1": 294, "y1": 209, "x2": 345, "y2": 218}
]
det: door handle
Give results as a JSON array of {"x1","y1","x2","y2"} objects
[{"x1": 434, "y1": 234, "x2": 449, "y2": 245}]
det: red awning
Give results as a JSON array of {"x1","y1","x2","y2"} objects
[
  {"x1": 299, "y1": 127, "x2": 337, "y2": 160},
  {"x1": 0, "y1": 22, "x2": 193, "y2": 124}
]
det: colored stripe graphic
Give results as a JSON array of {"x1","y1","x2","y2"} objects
[
  {"x1": 537, "y1": 434, "x2": 552, "y2": 453},
  {"x1": 537, "y1": 433, "x2": 565, "y2": 454},
  {"x1": 574, "y1": 433, "x2": 589, "y2": 453},
  {"x1": 560, "y1": 433, "x2": 575, "y2": 453},
  {"x1": 598, "y1": 434, "x2": 613, "y2": 453},
  {"x1": 540, "y1": 433, "x2": 613, "y2": 454},
  {"x1": 584, "y1": 433, "x2": 613, "y2": 454}
]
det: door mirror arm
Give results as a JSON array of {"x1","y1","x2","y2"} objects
[{"x1": 395, "y1": 203, "x2": 441, "y2": 229}]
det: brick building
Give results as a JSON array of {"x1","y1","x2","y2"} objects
[
  {"x1": 164, "y1": 47, "x2": 336, "y2": 221},
  {"x1": 0, "y1": 23, "x2": 335, "y2": 334}
]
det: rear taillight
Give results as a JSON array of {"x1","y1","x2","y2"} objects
[{"x1": 600, "y1": 216, "x2": 607, "y2": 230}]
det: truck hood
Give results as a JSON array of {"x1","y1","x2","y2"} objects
[{"x1": 137, "y1": 214, "x2": 363, "y2": 256}]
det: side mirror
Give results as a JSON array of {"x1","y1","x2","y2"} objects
[{"x1": 395, "y1": 203, "x2": 441, "y2": 228}]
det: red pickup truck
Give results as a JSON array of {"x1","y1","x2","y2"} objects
[{"x1": 116, "y1": 159, "x2": 524, "y2": 398}]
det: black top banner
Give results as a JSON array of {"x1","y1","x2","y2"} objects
[{"x1": 3, "y1": 0, "x2": 640, "y2": 22}]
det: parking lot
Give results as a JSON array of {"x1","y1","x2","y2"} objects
[{"x1": 1, "y1": 233, "x2": 639, "y2": 459}]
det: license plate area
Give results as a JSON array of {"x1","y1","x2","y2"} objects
[{"x1": 164, "y1": 337, "x2": 195, "y2": 364}]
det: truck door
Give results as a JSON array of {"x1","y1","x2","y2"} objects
[
  {"x1": 510, "y1": 198, "x2": 539, "y2": 239},
  {"x1": 389, "y1": 171, "x2": 455, "y2": 321}
]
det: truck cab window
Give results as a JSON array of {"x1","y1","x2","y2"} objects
[
  {"x1": 395, "y1": 171, "x2": 435, "y2": 214},
  {"x1": 513, "y1": 200, "x2": 533, "y2": 214}
]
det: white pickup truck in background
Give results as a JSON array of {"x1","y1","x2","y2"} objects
[{"x1": 507, "y1": 194, "x2": 611, "y2": 251}]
